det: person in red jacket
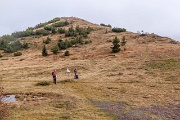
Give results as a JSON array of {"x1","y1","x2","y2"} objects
[{"x1": 52, "y1": 70, "x2": 57, "y2": 84}]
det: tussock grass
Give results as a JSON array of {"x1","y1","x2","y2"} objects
[
  {"x1": 35, "y1": 81, "x2": 50, "y2": 86},
  {"x1": 146, "y1": 59, "x2": 180, "y2": 70},
  {"x1": 0, "y1": 87, "x2": 8, "y2": 120}
]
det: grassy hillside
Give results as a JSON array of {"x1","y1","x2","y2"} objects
[{"x1": 0, "y1": 17, "x2": 180, "y2": 120}]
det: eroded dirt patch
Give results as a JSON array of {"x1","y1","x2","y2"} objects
[{"x1": 90, "y1": 100, "x2": 180, "y2": 120}]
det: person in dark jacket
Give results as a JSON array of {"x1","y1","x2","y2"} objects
[
  {"x1": 52, "y1": 70, "x2": 57, "y2": 84},
  {"x1": 74, "y1": 68, "x2": 78, "y2": 79}
]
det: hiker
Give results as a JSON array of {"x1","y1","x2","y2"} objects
[
  {"x1": 67, "y1": 68, "x2": 70, "y2": 79},
  {"x1": 52, "y1": 70, "x2": 57, "y2": 84},
  {"x1": 74, "y1": 68, "x2": 78, "y2": 79}
]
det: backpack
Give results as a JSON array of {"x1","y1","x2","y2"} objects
[{"x1": 74, "y1": 74, "x2": 78, "y2": 79}]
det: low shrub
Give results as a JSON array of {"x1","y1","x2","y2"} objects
[
  {"x1": 58, "y1": 39, "x2": 72, "y2": 50},
  {"x1": 51, "y1": 46, "x2": 59, "y2": 55},
  {"x1": 43, "y1": 37, "x2": 51, "y2": 44},
  {"x1": 51, "y1": 27, "x2": 57, "y2": 34},
  {"x1": 4, "y1": 40, "x2": 22, "y2": 53},
  {"x1": 22, "y1": 43, "x2": 29, "y2": 49},
  {"x1": 64, "y1": 50, "x2": 70, "y2": 56},
  {"x1": 169, "y1": 40, "x2": 178, "y2": 44},
  {"x1": 100, "y1": 23, "x2": 111, "y2": 28},
  {"x1": 36, "y1": 29, "x2": 50, "y2": 36},
  {"x1": 14, "y1": 51, "x2": 22, "y2": 56},
  {"x1": 139, "y1": 33, "x2": 147, "y2": 36},
  {"x1": 106, "y1": 40, "x2": 112, "y2": 42},
  {"x1": 48, "y1": 17, "x2": 60, "y2": 23},
  {"x1": 85, "y1": 40, "x2": 92, "y2": 44},
  {"x1": 52, "y1": 21, "x2": 69, "y2": 27},
  {"x1": 44, "y1": 26, "x2": 52, "y2": 31},
  {"x1": 42, "y1": 45, "x2": 48, "y2": 56},
  {"x1": 58, "y1": 28, "x2": 66, "y2": 34},
  {"x1": 36, "y1": 81, "x2": 50, "y2": 86},
  {"x1": 112, "y1": 28, "x2": 126, "y2": 33}
]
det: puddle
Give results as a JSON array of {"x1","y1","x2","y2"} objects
[{"x1": 1, "y1": 95, "x2": 18, "y2": 103}]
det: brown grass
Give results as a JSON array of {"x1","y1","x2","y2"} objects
[
  {"x1": 0, "y1": 87, "x2": 8, "y2": 120},
  {"x1": 0, "y1": 17, "x2": 180, "y2": 119}
]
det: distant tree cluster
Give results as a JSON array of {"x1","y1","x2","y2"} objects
[
  {"x1": 0, "y1": 35, "x2": 14, "y2": 50},
  {"x1": 42, "y1": 35, "x2": 92, "y2": 56},
  {"x1": 100, "y1": 23, "x2": 112, "y2": 28},
  {"x1": 112, "y1": 28, "x2": 126, "y2": 33},
  {"x1": 44, "y1": 26, "x2": 52, "y2": 31},
  {"x1": 3, "y1": 41, "x2": 28, "y2": 53},
  {"x1": 65, "y1": 26, "x2": 93, "y2": 38},
  {"x1": 41, "y1": 25, "x2": 94, "y2": 57},
  {"x1": 0, "y1": 35, "x2": 29, "y2": 53},
  {"x1": 57, "y1": 36, "x2": 84, "y2": 50},
  {"x1": 11, "y1": 30, "x2": 35, "y2": 38},
  {"x1": 47, "y1": 17, "x2": 60, "y2": 24},
  {"x1": 52, "y1": 21, "x2": 69, "y2": 27},
  {"x1": 35, "y1": 23, "x2": 48, "y2": 29},
  {"x1": 11, "y1": 20, "x2": 69, "y2": 38},
  {"x1": 58, "y1": 39, "x2": 73, "y2": 50},
  {"x1": 35, "y1": 29, "x2": 50, "y2": 36},
  {"x1": 35, "y1": 17, "x2": 60, "y2": 28},
  {"x1": 58, "y1": 28, "x2": 66, "y2": 34}
]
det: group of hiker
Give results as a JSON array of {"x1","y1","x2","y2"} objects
[{"x1": 52, "y1": 68, "x2": 78, "y2": 84}]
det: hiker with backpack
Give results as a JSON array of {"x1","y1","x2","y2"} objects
[
  {"x1": 74, "y1": 68, "x2": 78, "y2": 79},
  {"x1": 52, "y1": 70, "x2": 57, "y2": 84}
]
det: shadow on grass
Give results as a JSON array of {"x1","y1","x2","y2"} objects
[{"x1": 57, "y1": 79, "x2": 75, "y2": 84}]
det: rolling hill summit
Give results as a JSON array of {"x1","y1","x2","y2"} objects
[{"x1": 0, "y1": 17, "x2": 180, "y2": 120}]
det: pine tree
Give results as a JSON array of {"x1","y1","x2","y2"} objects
[
  {"x1": 42, "y1": 45, "x2": 48, "y2": 56},
  {"x1": 121, "y1": 36, "x2": 127, "y2": 46},
  {"x1": 51, "y1": 46, "x2": 59, "y2": 55},
  {"x1": 121, "y1": 36, "x2": 127, "y2": 51},
  {"x1": 111, "y1": 37, "x2": 120, "y2": 53}
]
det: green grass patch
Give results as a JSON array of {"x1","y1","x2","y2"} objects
[
  {"x1": 165, "y1": 76, "x2": 178, "y2": 81},
  {"x1": 35, "y1": 81, "x2": 50, "y2": 86},
  {"x1": 146, "y1": 59, "x2": 180, "y2": 70}
]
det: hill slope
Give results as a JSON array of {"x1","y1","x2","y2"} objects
[{"x1": 0, "y1": 17, "x2": 180, "y2": 120}]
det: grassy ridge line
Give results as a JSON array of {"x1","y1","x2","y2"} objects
[{"x1": 0, "y1": 17, "x2": 180, "y2": 119}]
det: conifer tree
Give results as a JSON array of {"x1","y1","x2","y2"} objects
[
  {"x1": 42, "y1": 45, "x2": 48, "y2": 56},
  {"x1": 111, "y1": 37, "x2": 120, "y2": 53},
  {"x1": 121, "y1": 36, "x2": 127, "y2": 51},
  {"x1": 121, "y1": 36, "x2": 127, "y2": 46}
]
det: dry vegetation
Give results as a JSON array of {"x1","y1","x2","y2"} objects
[
  {"x1": 0, "y1": 87, "x2": 8, "y2": 120},
  {"x1": 0, "y1": 17, "x2": 180, "y2": 120}
]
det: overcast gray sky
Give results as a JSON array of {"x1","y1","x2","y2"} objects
[{"x1": 0, "y1": 0, "x2": 180, "y2": 41}]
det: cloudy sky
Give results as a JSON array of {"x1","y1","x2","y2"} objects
[{"x1": 0, "y1": 0, "x2": 180, "y2": 41}]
